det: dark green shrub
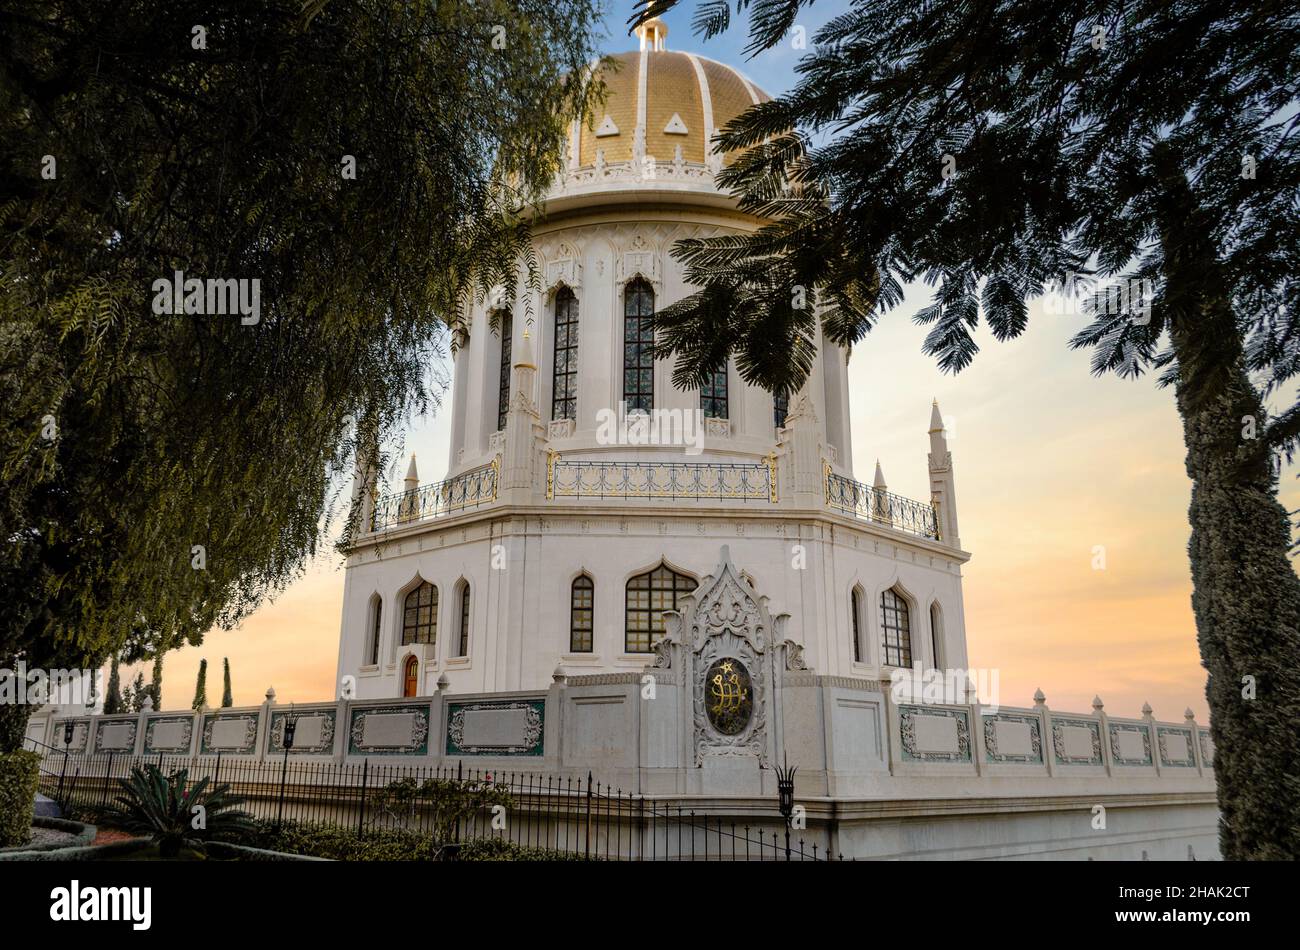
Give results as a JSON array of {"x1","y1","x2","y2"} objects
[
  {"x1": 219, "y1": 819, "x2": 582, "y2": 861},
  {"x1": 0, "y1": 750, "x2": 40, "y2": 847}
]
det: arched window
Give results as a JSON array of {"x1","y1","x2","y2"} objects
[
  {"x1": 495, "y1": 309, "x2": 513, "y2": 431},
  {"x1": 402, "y1": 655, "x2": 419, "y2": 697},
  {"x1": 366, "y1": 596, "x2": 382, "y2": 666},
  {"x1": 702, "y1": 365, "x2": 728, "y2": 419},
  {"x1": 456, "y1": 583, "x2": 471, "y2": 657},
  {"x1": 625, "y1": 563, "x2": 694, "y2": 653},
  {"x1": 623, "y1": 278, "x2": 655, "y2": 411},
  {"x1": 401, "y1": 582, "x2": 437, "y2": 646},
  {"x1": 880, "y1": 587, "x2": 912, "y2": 667},
  {"x1": 851, "y1": 587, "x2": 864, "y2": 663},
  {"x1": 773, "y1": 391, "x2": 789, "y2": 428},
  {"x1": 930, "y1": 602, "x2": 945, "y2": 670},
  {"x1": 552, "y1": 287, "x2": 579, "y2": 420},
  {"x1": 570, "y1": 574, "x2": 594, "y2": 653}
]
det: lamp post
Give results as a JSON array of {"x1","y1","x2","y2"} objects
[
  {"x1": 56, "y1": 720, "x2": 74, "y2": 808},
  {"x1": 774, "y1": 759, "x2": 797, "y2": 861},
  {"x1": 276, "y1": 705, "x2": 298, "y2": 828}
]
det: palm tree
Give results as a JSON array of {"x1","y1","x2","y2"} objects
[{"x1": 107, "y1": 764, "x2": 252, "y2": 858}]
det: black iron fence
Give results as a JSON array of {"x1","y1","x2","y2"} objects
[{"x1": 29, "y1": 746, "x2": 843, "y2": 860}]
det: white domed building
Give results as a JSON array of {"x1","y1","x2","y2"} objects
[{"x1": 338, "y1": 22, "x2": 969, "y2": 701}]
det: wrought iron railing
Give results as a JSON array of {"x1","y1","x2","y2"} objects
[
  {"x1": 370, "y1": 460, "x2": 498, "y2": 531},
  {"x1": 548, "y1": 452, "x2": 777, "y2": 503},
  {"x1": 825, "y1": 467, "x2": 940, "y2": 540}
]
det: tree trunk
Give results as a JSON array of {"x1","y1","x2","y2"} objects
[
  {"x1": 0, "y1": 701, "x2": 35, "y2": 755},
  {"x1": 1156, "y1": 145, "x2": 1300, "y2": 859}
]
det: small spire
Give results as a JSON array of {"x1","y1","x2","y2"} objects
[
  {"x1": 514, "y1": 326, "x2": 536, "y2": 370},
  {"x1": 1033, "y1": 688, "x2": 1046, "y2": 706},
  {"x1": 1141, "y1": 701, "x2": 1153, "y2": 718},
  {"x1": 404, "y1": 454, "x2": 419, "y2": 487},
  {"x1": 1092, "y1": 694, "x2": 1104, "y2": 712},
  {"x1": 929, "y1": 399, "x2": 945, "y2": 434},
  {"x1": 1184, "y1": 707, "x2": 1196, "y2": 722},
  {"x1": 872, "y1": 459, "x2": 887, "y2": 489}
]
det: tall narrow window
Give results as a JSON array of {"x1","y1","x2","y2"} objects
[
  {"x1": 402, "y1": 655, "x2": 419, "y2": 697},
  {"x1": 367, "y1": 597, "x2": 382, "y2": 666},
  {"x1": 625, "y1": 563, "x2": 694, "y2": 653},
  {"x1": 552, "y1": 287, "x2": 579, "y2": 420},
  {"x1": 496, "y1": 310, "x2": 513, "y2": 431},
  {"x1": 401, "y1": 582, "x2": 437, "y2": 646},
  {"x1": 851, "y1": 588, "x2": 863, "y2": 663},
  {"x1": 774, "y1": 391, "x2": 789, "y2": 428},
  {"x1": 457, "y1": 584, "x2": 471, "y2": 657},
  {"x1": 880, "y1": 588, "x2": 912, "y2": 667},
  {"x1": 570, "y1": 575, "x2": 594, "y2": 652},
  {"x1": 701, "y1": 365, "x2": 728, "y2": 419},
  {"x1": 930, "y1": 602, "x2": 944, "y2": 670},
  {"x1": 623, "y1": 278, "x2": 655, "y2": 411}
]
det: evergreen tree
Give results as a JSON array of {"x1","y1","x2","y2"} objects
[
  {"x1": 102, "y1": 655, "x2": 123, "y2": 716},
  {"x1": 127, "y1": 672, "x2": 146, "y2": 713},
  {"x1": 150, "y1": 656, "x2": 163, "y2": 711},
  {"x1": 640, "y1": 0, "x2": 1300, "y2": 858},
  {"x1": 221, "y1": 658, "x2": 233, "y2": 708},
  {"x1": 0, "y1": 0, "x2": 603, "y2": 753},
  {"x1": 192, "y1": 659, "x2": 208, "y2": 711}
]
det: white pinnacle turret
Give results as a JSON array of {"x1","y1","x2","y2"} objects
[{"x1": 404, "y1": 454, "x2": 419, "y2": 492}]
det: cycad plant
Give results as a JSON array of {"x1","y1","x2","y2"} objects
[{"x1": 108, "y1": 764, "x2": 252, "y2": 858}]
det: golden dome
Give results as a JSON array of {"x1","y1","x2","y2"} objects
[{"x1": 574, "y1": 48, "x2": 771, "y2": 171}]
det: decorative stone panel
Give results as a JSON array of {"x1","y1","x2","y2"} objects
[
  {"x1": 92, "y1": 717, "x2": 139, "y2": 754},
  {"x1": 1156, "y1": 726, "x2": 1196, "y2": 768},
  {"x1": 268, "y1": 709, "x2": 338, "y2": 756},
  {"x1": 899, "y1": 705, "x2": 971, "y2": 762},
  {"x1": 445, "y1": 700, "x2": 545, "y2": 756},
  {"x1": 50, "y1": 718, "x2": 90, "y2": 753},
  {"x1": 1197, "y1": 728, "x2": 1215, "y2": 767},
  {"x1": 348, "y1": 703, "x2": 430, "y2": 756},
  {"x1": 981, "y1": 712, "x2": 1043, "y2": 764},
  {"x1": 144, "y1": 716, "x2": 194, "y2": 755},
  {"x1": 1108, "y1": 721, "x2": 1154, "y2": 766},
  {"x1": 1050, "y1": 716, "x2": 1103, "y2": 766},
  {"x1": 200, "y1": 711, "x2": 261, "y2": 755},
  {"x1": 548, "y1": 418, "x2": 575, "y2": 440}
]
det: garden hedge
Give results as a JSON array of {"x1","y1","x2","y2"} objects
[{"x1": 0, "y1": 750, "x2": 41, "y2": 847}]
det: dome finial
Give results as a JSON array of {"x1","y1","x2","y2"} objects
[{"x1": 635, "y1": 12, "x2": 668, "y2": 52}]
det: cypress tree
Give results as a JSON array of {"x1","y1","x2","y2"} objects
[
  {"x1": 221, "y1": 658, "x2": 233, "y2": 708},
  {"x1": 192, "y1": 658, "x2": 208, "y2": 711},
  {"x1": 150, "y1": 656, "x2": 163, "y2": 710},
  {"x1": 103, "y1": 655, "x2": 123, "y2": 716}
]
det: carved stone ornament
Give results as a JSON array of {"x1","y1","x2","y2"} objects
[{"x1": 682, "y1": 545, "x2": 774, "y2": 766}]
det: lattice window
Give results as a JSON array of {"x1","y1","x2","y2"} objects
[
  {"x1": 457, "y1": 583, "x2": 471, "y2": 657},
  {"x1": 880, "y1": 587, "x2": 912, "y2": 667},
  {"x1": 367, "y1": 597, "x2": 382, "y2": 666},
  {"x1": 623, "y1": 278, "x2": 655, "y2": 412},
  {"x1": 401, "y1": 582, "x2": 437, "y2": 646},
  {"x1": 625, "y1": 563, "x2": 694, "y2": 653},
  {"x1": 774, "y1": 391, "x2": 789, "y2": 428},
  {"x1": 496, "y1": 310, "x2": 512, "y2": 431},
  {"x1": 570, "y1": 575, "x2": 594, "y2": 653},
  {"x1": 851, "y1": 587, "x2": 864, "y2": 663},
  {"x1": 552, "y1": 288, "x2": 579, "y2": 421},
  {"x1": 702, "y1": 365, "x2": 728, "y2": 419}
]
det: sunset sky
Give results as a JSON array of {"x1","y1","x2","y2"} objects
[{"x1": 120, "y1": 3, "x2": 1300, "y2": 724}]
